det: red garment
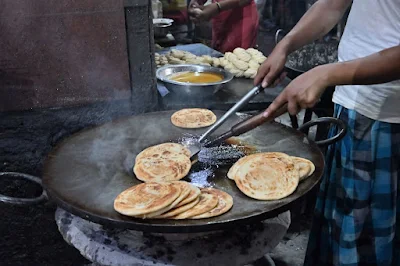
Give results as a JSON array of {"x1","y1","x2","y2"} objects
[
  {"x1": 164, "y1": 10, "x2": 188, "y2": 24},
  {"x1": 211, "y1": 0, "x2": 259, "y2": 53}
]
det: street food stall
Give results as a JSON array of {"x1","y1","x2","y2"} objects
[{"x1": 0, "y1": 0, "x2": 346, "y2": 265}]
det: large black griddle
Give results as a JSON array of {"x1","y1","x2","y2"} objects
[{"x1": 42, "y1": 110, "x2": 325, "y2": 233}]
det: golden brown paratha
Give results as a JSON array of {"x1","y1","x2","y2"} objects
[
  {"x1": 291, "y1": 157, "x2": 315, "y2": 181},
  {"x1": 134, "y1": 152, "x2": 191, "y2": 182},
  {"x1": 155, "y1": 196, "x2": 200, "y2": 218},
  {"x1": 233, "y1": 153, "x2": 299, "y2": 200},
  {"x1": 139, "y1": 181, "x2": 192, "y2": 218},
  {"x1": 175, "y1": 183, "x2": 201, "y2": 207},
  {"x1": 169, "y1": 189, "x2": 219, "y2": 219},
  {"x1": 190, "y1": 188, "x2": 233, "y2": 219},
  {"x1": 227, "y1": 152, "x2": 290, "y2": 180},
  {"x1": 113, "y1": 182, "x2": 180, "y2": 216},
  {"x1": 171, "y1": 108, "x2": 217, "y2": 129},
  {"x1": 135, "y1": 143, "x2": 191, "y2": 162}
]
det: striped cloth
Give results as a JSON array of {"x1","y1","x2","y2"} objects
[{"x1": 304, "y1": 104, "x2": 400, "y2": 266}]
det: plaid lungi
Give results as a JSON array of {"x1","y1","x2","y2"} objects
[{"x1": 304, "y1": 104, "x2": 400, "y2": 266}]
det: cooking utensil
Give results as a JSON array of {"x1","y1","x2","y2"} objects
[
  {"x1": 42, "y1": 110, "x2": 346, "y2": 233},
  {"x1": 198, "y1": 85, "x2": 264, "y2": 143},
  {"x1": 153, "y1": 18, "x2": 174, "y2": 38},
  {"x1": 204, "y1": 104, "x2": 289, "y2": 148},
  {"x1": 156, "y1": 64, "x2": 234, "y2": 99},
  {"x1": 188, "y1": 84, "x2": 265, "y2": 160}
]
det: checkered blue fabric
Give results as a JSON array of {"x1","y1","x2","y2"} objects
[{"x1": 304, "y1": 104, "x2": 400, "y2": 266}]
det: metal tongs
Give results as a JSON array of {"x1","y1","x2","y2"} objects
[
  {"x1": 198, "y1": 84, "x2": 265, "y2": 143},
  {"x1": 202, "y1": 103, "x2": 288, "y2": 148},
  {"x1": 190, "y1": 84, "x2": 288, "y2": 160}
]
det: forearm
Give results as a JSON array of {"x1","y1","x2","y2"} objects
[
  {"x1": 277, "y1": 0, "x2": 352, "y2": 55},
  {"x1": 325, "y1": 45, "x2": 400, "y2": 86}
]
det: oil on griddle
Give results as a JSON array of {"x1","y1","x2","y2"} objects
[{"x1": 177, "y1": 135, "x2": 257, "y2": 188}]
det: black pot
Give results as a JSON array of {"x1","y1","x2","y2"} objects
[{"x1": 275, "y1": 29, "x2": 339, "y2": 80}]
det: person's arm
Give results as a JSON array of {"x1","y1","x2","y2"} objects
[
  {"x1": 254, "y1": 0, "x2": 352, "y2": 87},
  {"x1": 263, "y1": 45, "x2": 400, "y2": 116},
  {"x1": 188, "y1": 0, "x2": 252, "y2": 23},
  {"x1": 326, "y1": 45, "x2": 400, "y2": 86}
]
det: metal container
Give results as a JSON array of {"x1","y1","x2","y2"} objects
[
  {"x1": 156, "y1": 64, "x2": 234, "y2": 99},
  {"x1": 153, "y1": 18, "x2": 173, "y2": 38}
]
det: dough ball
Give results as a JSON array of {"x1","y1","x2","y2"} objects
[
  {"x1": 246, "y1": 48, "x2": 263, "y2": 57},
  {"x1": 233, "y1": 48, "x2": 252, "y2": 62},
  {"x1": 224, "y1": 63, "x2": 243, "y2": 77},
  {"x1": 169, "y1": 58, "x2": 184, "y2": 64},
  {"x1": 226, "y1": 52, "x2": 239, "y2": 63},
  {"x1": 248, "y1": 60, "x2": 260, "y2": 70},
  {"x1": 231, "y1": 58, "x2": 249, "y2": 71},
  {"x1": 219, "y1": 58, "x2": 228, "y2": 68},
  {"x1": 244, "y1": 68, "x2": 257, "y2": 79},
  {"x1": 182, "y1": 52, "x2": 197, "y2": 60},
  {"x1": 201, "y1": 55, "x2": 213, "y2": 64},
  {"x1": 171, "y1": 49, "x2": 185, "y2": 59},
  {"x1": 252, "y1": 54, "x2": 267, "y2": 64},
  {"x1": 212, "y1": 58, "x2": 221, "y2": 68}
]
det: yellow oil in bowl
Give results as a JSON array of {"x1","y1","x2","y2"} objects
[{"x1": 169, "y1": 72, "x2": 223, "y2": 84}]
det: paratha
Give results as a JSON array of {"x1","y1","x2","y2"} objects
[
  {"x1": 171, "y1": 108, "x2": 217, "y2": 129},
  {"x1": 113, "y1": 182, "x2": 180, "y2": 216},
  {"x1": 227, "y1": 152, "x2": 290, "y2": 180},
  {"x1": 155, "y1": 196, "x2": 200, "y2": 218},
  {"x1": 190, "y1": 188, "x2": 233, "y2": 219},
  {"x1": 135, "y1": 143, "x2": 191, "y2": 162},
  {"x1": 140, "y1": 181, "x2": 192, "y2": 218},
  {"x1": 170, "y1": 189, "x2": 219, "y2": 219},
  {"x1": 175, "y1": 183, "x2": 201, "y2": 207},
  {"x1": 291, "y1": 157, "x2": 315, "y2": 181},
  {"x1": 233, "y1": 153, "x2": 300, "y2": 200},
  {"x1": 134, "y1": 153, "x2": 191, "y2": 182}
]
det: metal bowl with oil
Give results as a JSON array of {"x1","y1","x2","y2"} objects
[{"x1": 156, "y1": 64, "x2": 234, "y2": 99}]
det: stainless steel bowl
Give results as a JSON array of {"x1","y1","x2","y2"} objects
[
  {"x1": 153, "y1": 18, "x2": 173, "y2": 38},
  {"x1": 156, "y1": 64, "x2": 234, "y2": 99}
]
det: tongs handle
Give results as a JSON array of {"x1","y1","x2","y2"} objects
[
  {"x1": 198, "y1": 84, "x2": 265, "y2": 142},
  {"x1": 230, "y1": 103, "x2": 288, "y2": 137}
]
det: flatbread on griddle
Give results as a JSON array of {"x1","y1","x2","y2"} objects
[
  {"x1": 170, "y1": 189, "x2": 219, "y2": 219},
  {"x1": 175, "y1": 183, "x2": 201, "y2": 207},
  {"x1": 291, "y1": 157, "x2": 315, "y2": 181},
  {"x1": 190, "y1": 188, "x2": 233, "y2": 219},
  {"x1": 140, "y1": 181, "x2": 192, "y2": 218},
  {"x1": 171, "y1": 108, "x2": 217, "y2": 129},
  {"x1": 135, "y1": 143, "x2": 191, "y2": 162},
  {"x1": 233, "y1": 153, "x2": 299, "y2": 200},
  {"x1": 155, "y1": 196, "x2": 200, "y2": 218},
  {"x1": 113, "y1": 182, "x2": 180, "y2": 216},
  {"x1": 227, "y1": 152, "x2": 290, "y2": 180},
  {"x1": 134, "y1": 152, "x2": 191, "y2": 182}
]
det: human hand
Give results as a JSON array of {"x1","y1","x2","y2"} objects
[
  {"x1": 263, "y1": 64, "x2": 332, "y2": 116},
  {"x1": 188, "y1": 2, "x2": 218, "y2": 23},
  {"x1": 254, "y1": 45, "x2": 288, "y2": 88}
]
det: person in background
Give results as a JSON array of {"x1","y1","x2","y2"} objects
[
  {"x1": 160, "y1": 0, "x2": 189, "y2": 41},
  {"x1": 254, "y1": 0, "x2": 266, "y2": 22},
  {"x1": 254, "y1": 0, "x2": 400, "y2": 265},
  {"x1": 188, "y1": 0, "x2": 259, "y2": 53}
]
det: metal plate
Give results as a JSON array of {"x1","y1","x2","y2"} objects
[{"x1": 43, "y1": 110, "x2": 324, "y2": 233}]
